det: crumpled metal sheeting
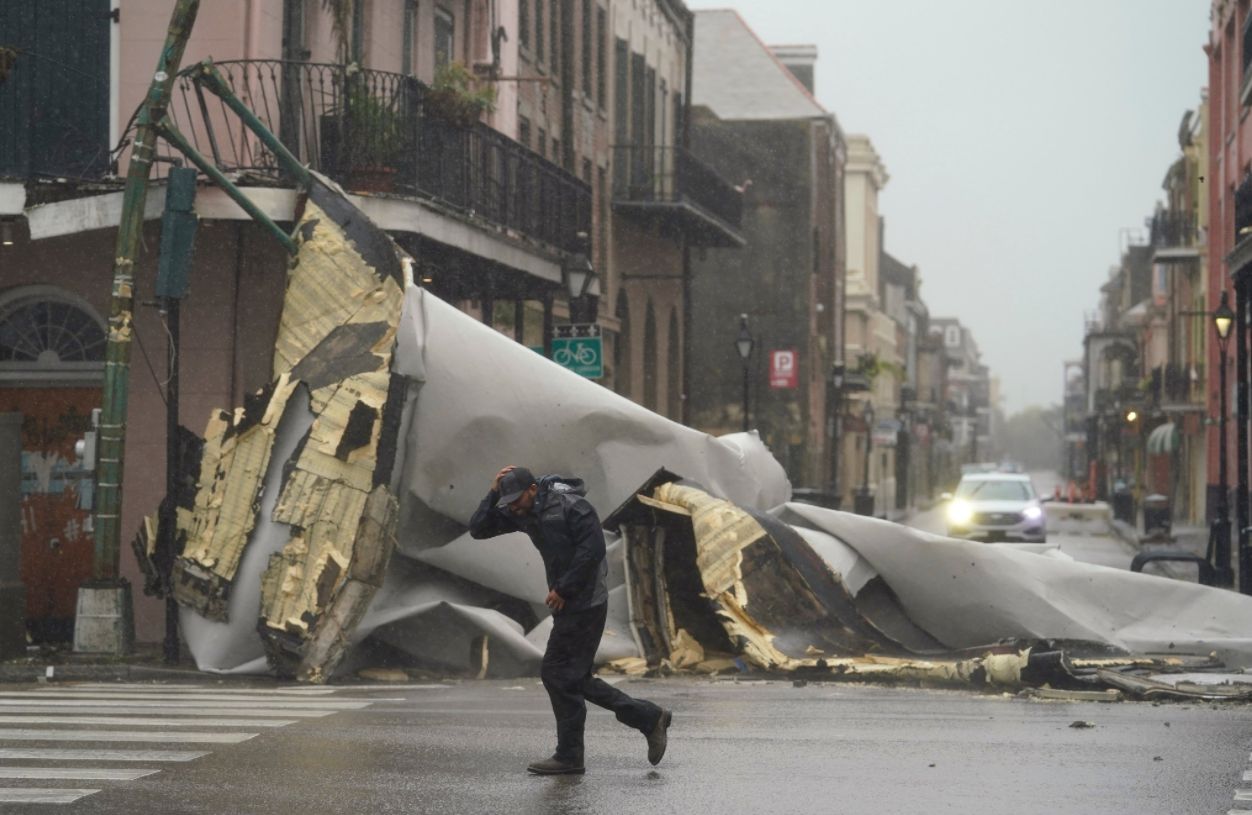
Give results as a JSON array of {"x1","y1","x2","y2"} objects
[
  {"x1": 166, "y1": 174, "x2": 795, "y2": 680},
  {"x1": 784, "y1": 502, "x2": 1252, "y2": 668},
  {"x1": 387, "y1": 286, "x2": 792, "y2": 534},
  {"x1": 607, "y1": 479, "x2": 910, "y2": 673},
  {"x1": 1094, "y1": 665, "x2": 1252, "y2": 701}
]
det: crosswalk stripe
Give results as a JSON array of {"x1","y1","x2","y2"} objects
[
  {"x1": 1234, "y1": 789, "x2": 1252, "y2": 801},
  {"x1": 0, "y1": 693, "x2": 373, "y2": 708},
  {"x1": 61, "y1": 684, "x2": 338, "y2": 696},
  {"x1": 0, "y1": 788, "x2": 100, "y2": 804},
  {"x1": 0, "y1": 705, "x2": 334, "y2": 717},
  {"x1": 0, "y1": 715, "x2": 296, "y2": 728},
  {"x1": 0, "y1": 728, "x2": 258, "y2": 743},
  {"x1": 0, "y1": 748, "x2": 207, "y2": 762},
  {"x1": 0, "y1": 767, "x2": 160, "y2": 780}
]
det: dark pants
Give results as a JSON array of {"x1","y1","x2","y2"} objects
[{"x1": 541, "y1": 603, "x2": 661, "y2": 762}]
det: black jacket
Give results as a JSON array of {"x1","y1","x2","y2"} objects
[{"x1": 468, "y1": 475, "x2": 609, "y2": 614}]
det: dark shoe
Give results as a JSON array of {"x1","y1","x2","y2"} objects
[
  {"x1": 646, "y1": 709, "x2": 672, "y2": 766},
  {"x1": 527, "y1": 755, "x2": 585, "y2": 775}
]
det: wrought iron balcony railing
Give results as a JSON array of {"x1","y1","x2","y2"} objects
[
  {"x1": 1148, "y1": 211, "x2": 1199, "y2": 251},
  {"x1": 166, "y1": 60, "x2": 589, "y2": 255},
  {"x1": 611, "y1": 144, "x2": 744, "y2": 247},
  {"x1": 1149, "y1": 363, "x2": 1202, "y2": 405}
]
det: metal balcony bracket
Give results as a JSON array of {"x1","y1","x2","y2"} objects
[
  {"x1": 154, "y1": 117, "x2": 298, "y2": 255},
  {"x1": 189, "y1": 60, "x2": 312, "y2": 188}
]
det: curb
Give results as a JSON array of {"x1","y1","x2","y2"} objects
[{"x1": 0, "y1": 662, "x2": 209, "y2": 684}]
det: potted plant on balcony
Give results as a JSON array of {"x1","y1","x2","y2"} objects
[
  {"x1": 323, "y1": 83, "x2": 405, "y2": 194},
  {"x1": 424, "y1": 62, "x2": 497, "y2": 128}
]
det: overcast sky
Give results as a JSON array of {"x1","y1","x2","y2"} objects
[{"x1": 686, "y1": 0, "x2": 1210, "y2": 414}]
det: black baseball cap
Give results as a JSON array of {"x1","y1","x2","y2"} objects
[{"x1": 496, "y1": 467, "x2": 537, "y2": 508}]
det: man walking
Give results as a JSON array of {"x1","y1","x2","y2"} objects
[{"x1": 470, "y1": 465, "x2": 672, "y2": 775}]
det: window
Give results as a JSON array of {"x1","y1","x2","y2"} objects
[
  {"x1": 0, "y1": 292, "x2": 106, "y2": 366},
  {"x1": 596, "y1": 8, "x2": 607, "y2": 106},
  {"x1": 615, "y1": 38, "x2": 629, "y2": 143},
  {"x1": 597, "y1": 166, "x2": 608, "y2": 271},
  {"x1": 538, "y1": 127, "x2": 547, "y2": 158},
  {"x1": 281, "y1": 0, "x2": 310, "y2": 61},
  {"x1": 552, "y1": 137, "x2": 561, "y2": 166},
  {"x1": 434, "y1": 7, "x2": 454, "y2": 69},
  {"x1": 351, "y1": 0, "x2": 366, "y2": 63},
  {"x1": 518, "y1": 116, "x2": 531, "y2": 149},
  {"x1": 519, "y1": 0, "x2": 530, "y2": 48},
  {"x1": 402, "y1": 0, "x2": 418, "y2": 75},
  {"x1": 582, "y1": 158, "x2": 592, "y2": 183},
  {"x1": 581, "y1": 0, "x2": 592, "y2": 96},
  {"x1": 673, "y1": 91, "x2": 683, "y2": 143},
  {"x1": 550, "y1": 1, "x2": 559, "y2": 73},
  {"x1": 659, "y1": 79, "x2": 667, "y2": 147},
  {"x1": 535, "y1": 0, "x2": 544, "y2": 61}
]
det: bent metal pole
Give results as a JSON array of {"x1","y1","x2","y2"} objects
[{"x1": 94, "y1": 0, "x2": 201, "y2": 581}]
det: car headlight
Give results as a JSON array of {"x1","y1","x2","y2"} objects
[
  {"x1": 1022, "y1": 505, "x2": 1043, "y2": 521},
  {"x1": 948, "y1": 500, "x2": 973, "y2": 525}
]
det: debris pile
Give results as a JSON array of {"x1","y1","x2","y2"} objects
[{"x1": 135, "y1": 175, "x2": 1252, "y2": 693}]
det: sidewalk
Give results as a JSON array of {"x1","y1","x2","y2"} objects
[
  {"x1": 0, "y1": 641, "x2": 207, "y2": 684},
  {"x1": 1110, "y1": 517, "x2": 1208, "y2": 581}
]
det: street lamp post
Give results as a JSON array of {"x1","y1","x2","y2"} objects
[
  {"x1": 831, "y1": 362, "x2": 845, "y2": 500},
  {"x1": 1214, "y1": 291, "x2": 1235, "y2": 587},
  {"x1": 854, "y1": 401, "x2": 875, "y2": 516},
  {"x1": 735, "y1": 314, "x2": 754, "y2": 432}
]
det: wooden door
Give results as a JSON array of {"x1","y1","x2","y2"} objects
[{"x1": 0, "y1": 388, "x2": 99, "y2": 641}]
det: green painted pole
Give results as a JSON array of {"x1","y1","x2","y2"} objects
[
  {"x1": 155, "y1": 118, "x2": 298, "y2": 255},
  {"x1": 95, "y1": 0, "x2": 201, "y2": 583},
  {"x1": 191, "y1": 61, "x2": 313, "y2": 188}
]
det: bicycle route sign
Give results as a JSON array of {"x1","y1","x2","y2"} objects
[{"x1": 551, "y1": 323, "x2": 603, "y2": 379}]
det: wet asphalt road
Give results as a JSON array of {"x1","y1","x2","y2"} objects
[{"x1": 3, "y1": 678, "x2": 1251, "y2": 815}]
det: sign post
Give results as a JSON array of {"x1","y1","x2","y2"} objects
[{"x1": 551, "y1": 324, "x2": 603, "y2": 379}]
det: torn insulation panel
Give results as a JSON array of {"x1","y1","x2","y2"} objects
[
  {"x1": 170, "y1": 181, "x2": 407, "y2": 681},
  {"x1": 605, "y1": 475, "x2": 925, "y2": 672},
  {"x1": 172, "y1": 375, "x2": 300, "y2": 620}
]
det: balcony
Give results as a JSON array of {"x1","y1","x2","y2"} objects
[
  {"x1": 1148, "y1": 211, "x2": 1200, "y2": 262},
  {"x1": 1093, "y1": 383, "x2": 1143, "y2": 414},
  {"x1": 611, "y1": 145, "x2": 745, "y2": 248},
  {"x1": 167, "y1": 60, "x2": 589, "y2": 255},
  {"x1": 1149, "y1": 363, "x2": 1203, "y2": 408},
  {"x1": 1236, "y1": 174, "x2": 1252, "y2": 247}
]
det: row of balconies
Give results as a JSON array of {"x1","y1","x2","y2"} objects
[{"x1": 3, "y1": 58, "x2": 743, "y2": 256}]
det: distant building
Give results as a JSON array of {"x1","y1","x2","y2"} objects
[{"x1": 685, "y1": 9, "x2": 846, "y2": 491}]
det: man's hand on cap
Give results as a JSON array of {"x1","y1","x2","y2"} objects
[{"x1": 493, "y1": 465, "x2": 516, "y2": 492}]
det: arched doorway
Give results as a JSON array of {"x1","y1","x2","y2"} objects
[
  {"x1": 614, "y1": 290, "x2": 632, "y2": 398},
  {"x1": 0, "y1": 286, "x2": 106, "y2": 642}
]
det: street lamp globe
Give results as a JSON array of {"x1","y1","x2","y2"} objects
[
  {"x1": 564, "y1": 253, "x2": 594, "y2": 300},
  {"x1": 735, "y1": 314, "x2": 754, "y2": 361},
  {"x1": 864, "y1": 400, "x2": 875, "y2": 428},
  {"x1": 1215, "y1": 290, "x2": 1235, "y2": 346}
]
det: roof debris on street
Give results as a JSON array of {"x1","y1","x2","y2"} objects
[{"x1": 136, "y1": 172, "x2": 1252, "y2": 695}]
